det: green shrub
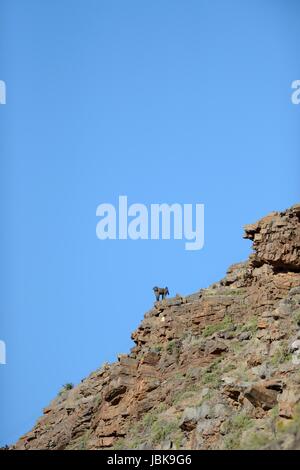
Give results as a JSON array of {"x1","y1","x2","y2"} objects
[
  {"x1": 231, "y1": 413, "x2": 252, "y2": 429},
  {"x1": 166, "y1": 340, "x2": 180, "y2": 354},
  {"x1": 202, "y1": 370, "x2": 221, "y2": 388},
  {"x1": 293, "y1": 309, "x2": 300, "y2": 326},
  {"x1": 202, "y1": 315, "x2": 233, "y2": 337},
  {"x1": 94, "y1": 394, "x2": 102, "y2": 408},
  {"x1": 173, "y1": 432, "x2": 184, "y2": 450},
  {"x1": 63, "y1": 383, "x2": 74, "y2": 390},
  {"x1": 270, "y1": 344, "x2": 291, "y2": 366},
  {"x1": 241, "y1": 431, "x2": 272, "y2": 450},
  {"x1": 141, "y1": 404, "x2": 167, "y2": 429},
  {"x1": 143, "y1": 411, "x2": 158, "y2": 428},
  {"x1": 151, "y1": 344, "x2": 163, "y2": 353},
  {"x1": 241, "y1": 317, "x2": 258, "y2": 334},
  {"x1": 151, "y1": 419, "x2": 179, "y2": 444},
  {"x1": 223, "y1": 289, "x2": 246, "y2": 296},
  {"x1": 173, "y1": 390, "x2": 198, "y2": 405},
  {"x1": 59, "y1": 383, "x2": 74, "y2": 395},
  {"x1": 202, "y1": 359, "x2": 222, "y2": 388},
  {"x1": 224, "y1": 413, "x2": 254, "y2": 449},
  {"x1": 112, "y1": 438, "x2": 125, "y2": 450}
]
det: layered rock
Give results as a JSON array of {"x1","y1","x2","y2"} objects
[
  {"x1": 244, "y1": 203, "x2": 300, "y2": 271},
  {"x1": 12, "y1": 204, "x2": 300, "y2": 450}
]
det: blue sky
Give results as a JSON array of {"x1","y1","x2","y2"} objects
[{"x1": 0, "y1": 0, "x2": 299, "y2": 446}]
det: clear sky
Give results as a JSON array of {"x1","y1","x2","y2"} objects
[{"x1": 0, "y1": 0, "x2": 299, "y2": 446}]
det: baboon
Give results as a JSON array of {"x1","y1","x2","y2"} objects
[{"x1": 153, "y1": 286, "x2": 169, "y2": 301}]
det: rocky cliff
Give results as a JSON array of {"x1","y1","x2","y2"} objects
[{"x1": 13, "y1": 204, "x2": 300, "y2": 450}]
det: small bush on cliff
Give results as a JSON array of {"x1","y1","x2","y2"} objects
[
  {"x1": 143, "y1": 411, "x2": 158, "y2": 427},
  {"x1": 59, "y1": 383, "x2": 74, "y2": 395},
  {"x1": 241, "y1": 317, "x2": 258, "y2": 334},
  {"x1": 241, "y1": 430, "x2": 272, "y2": 450},
  {"x1": 173, "y1": 389, "x2": 199, "y2": 405},
  {"x1": 112, "y1": 438, "x2": 125, "y2": 450},
  {"x1": 150, "y1": 419, "x2": 179, "y2": 444},
  {"x1": 202, "y1": 359, "x2": 222, "y2": 388},
  {"x1": 202, "y1": 315, "x2": 233, "y2": 337},
  {"x1": 166, "y1": 339, "x2": 181, "y2": 355},
  {"x1": 63, "y1": 383, "x2": 74, "y2": 390},
  {"x1": 141, "y1": 404, "x2": 167, "y2": 429},
  {"x1": 270, "y1": 343, "x2": 291, "y2": 366},
  {"x1": 151, "y1": 344, "x2": 163, "y2": 353},
  {"x1": 223, "y1": 413, "x2": 254, "y2": 449}
]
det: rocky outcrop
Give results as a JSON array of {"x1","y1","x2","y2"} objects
[
  {"x1": 12, "y1": 204, "x2": 300, "y2": 450},
  {"x1": 244, "y1": 204, "x2": 300, "y2": 271}
]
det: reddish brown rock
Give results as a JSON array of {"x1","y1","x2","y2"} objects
[
  {"x1": 244, "y1": 205, "x2": 300, "y2": 271},
  {"x1": 244, "y1": 380, "x2": 283, "y2": 410}
]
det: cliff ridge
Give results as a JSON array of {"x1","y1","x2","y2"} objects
[{"x1": 13, "y1": 204, "x2": 300, "y2": 450}]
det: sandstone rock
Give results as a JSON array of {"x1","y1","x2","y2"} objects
[
  {"x1": 244, "y1": 380, "x2": 283, "y2": 410},
  {"x1": 239, "y1": 332, "x2": 251, "y2": 341},
  {"x1": 247, "y1": 354, "x2": 263, "y2": 367},
  {"x1": 212, "y1": 403, "x2": 230, "y2": 419},
  {"x1": 104, "y1": 382, "x2": 127, "y2": 405},
  {"x1": 257, "y1": 320, "x2": 269, "y2": 329},
  {"x1": 244, "y1": 206, "x2": 300, "y2": 271},
  {"x1": 180, "y1": 405, "x2": 210, "y2": 431},
  {"x1": 196, "y1": 418, "x2": 218, "y2": 437},
  {"x1": 278, "y1": 388, "x2": 300, "y2": 419},
  {"x1": 205, "y1": 340, "x2": 228, "y2": 355},
  {"x1": 141, "y1": 351, "x2": 160, "y2": 366},
  {"x1": 98, "y1": 437, "x2": 115, "y2": 447}
]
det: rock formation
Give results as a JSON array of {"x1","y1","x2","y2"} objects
[{"x1": 13, "y1": 204, "x2": 300, "y2": 450}]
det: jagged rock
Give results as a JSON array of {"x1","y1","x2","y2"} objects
[
  {"x1": 222, "y1": 381, "x2": 249, "y2": 402},
  {"x1": 278, "y1": 387, "x2": 300, "y2": 419},
  {"x1": 104, "y1": 380, "x2": 127, "y2": 405},
  {"x1": 257, "y1": 320, "x2": 269, "y2": 329},
  {"x1": 251, "y1": 363, "x2": 271, "y2": 380},
  {"x1": 196, "y1": 418, "x2": 219, "y2": 437},
  {"x1": 244, "y1": 205, "x2": 300, "y2": 271},
  {"x1": 180, "y1": 405, "x2": 210, "y2": 431},
  {"x1": 98, "y1": 437, "x2": 115, "y2": 447},
  {"x1": 239, "y1": 332, "x2": 252, "y2": 341},
  {"x1": 142, "y1": 351, "x2": 161, "y2": 365},
  {"x1": 244, "y1": 380, "x2": 283, "y2": 410},
  {"x1": 212, "y1": 403, "x2": 230, "y2": 419},
  {"x1": 290, "y1": 340, "x2": 300, "y2": 352},
  {"x1": 290, "y1": 340, "x2": 300, "y2": 365},
  {"x1": 205, "y1": 340, "x2": 228, "y2": 355}
]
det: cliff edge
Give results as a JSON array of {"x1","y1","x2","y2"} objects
[{"x1": 13, "y1": 204, "x2": 300, "y2": 450}]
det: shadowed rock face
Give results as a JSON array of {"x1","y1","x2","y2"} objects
[{"x1": 12, "y1": 204, "x2": 300, "y2": 450}]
